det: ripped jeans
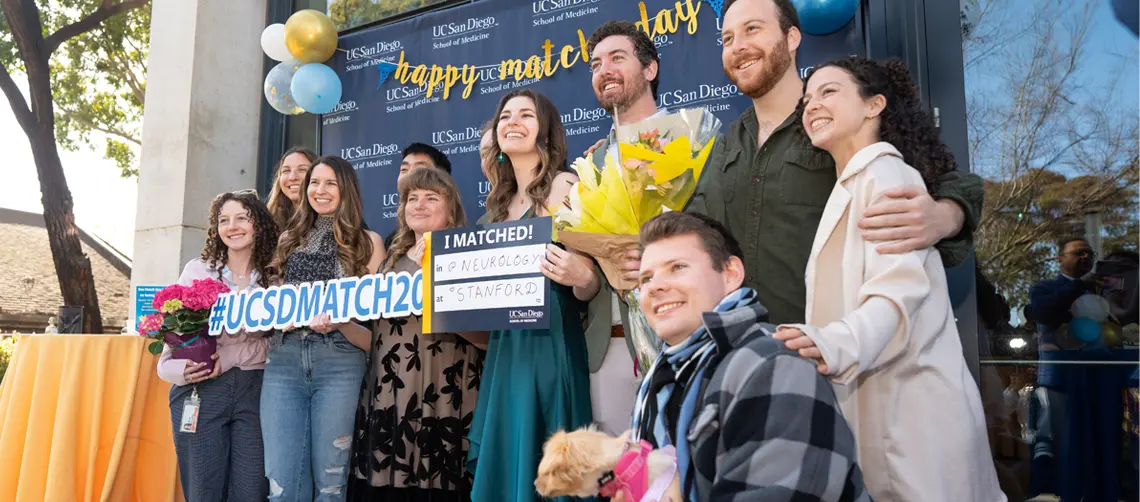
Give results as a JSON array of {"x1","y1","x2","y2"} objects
[{"x1": 261, "y1": 331, "x2": 366, "y2": 501}]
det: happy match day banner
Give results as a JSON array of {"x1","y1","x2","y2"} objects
[{"x1": 320, "y1": 0, "x2": 863, "y2": 238}]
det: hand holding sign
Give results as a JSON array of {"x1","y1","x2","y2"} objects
[
  {"x1": 409, "y1": 238, "x2": 426, "y2": 265},
  {"x1": 310, "y1": 312, "x2": 343, "y2": 334},
  {"x1": 541, "y1": 244, "x2": 597, "y2": 290}
]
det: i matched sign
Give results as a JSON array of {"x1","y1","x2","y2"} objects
[{"x1": 422, "y1": 217, "x2": 552, "y2": 333}]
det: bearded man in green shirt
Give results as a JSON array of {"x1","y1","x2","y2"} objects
[{"x1": 608, "y1": 0, "x2": 983, "y2": 326}]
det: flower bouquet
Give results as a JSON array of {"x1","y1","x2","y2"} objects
[
  {"x1": 554, "y1": 107, "x2": 721, "y2": 371},
  {"x1": 138, "y1": 278, "x2": 232, "y2": 372}
]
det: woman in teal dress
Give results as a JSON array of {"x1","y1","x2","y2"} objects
[{"x1": 467, "y1": 89, "x2": 601, "y2": 502}]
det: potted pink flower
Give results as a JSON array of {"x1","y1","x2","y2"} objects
[{"x1": 138, "y1": 278, "x2": 232, "y2": 372}]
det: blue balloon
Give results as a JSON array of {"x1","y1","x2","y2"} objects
[
  {"x1": 291, "y1": 63, "x2": 343, "y2": 114},
  {"x1": 1069, "y1": 317, "x2": 1102, "y2": 343},
  {"x1": 792, "y1": 0, "x2": 859, "y2": 36}
]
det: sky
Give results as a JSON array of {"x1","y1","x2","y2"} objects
[
  {"x1": 964, "y1": 0, "x2": 1139, "y2": 180},
  {"x1": 0, "y1": 79, "x2": 138, "y2": 257}
]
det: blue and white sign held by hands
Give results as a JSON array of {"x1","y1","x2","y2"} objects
[{"x1": 207, "y1": 270, "x2": 423, "y2": 335}]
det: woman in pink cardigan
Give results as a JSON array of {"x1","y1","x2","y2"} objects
[
  {"x1": 156, "y1": 190, "x2": 280, "y2": 502},
  {"x1": 774, "y1": 57, "x2": 1004, "y2": 501}
]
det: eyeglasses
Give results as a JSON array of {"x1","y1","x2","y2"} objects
[
  {"x1": 1062, "y1": 249, "x2": 1095, "y2": 259},
  {"x1": 231, "y1": 188, "x2": 259, "y2": 196}
]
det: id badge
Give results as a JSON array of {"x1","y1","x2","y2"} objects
[{"x1": 179, "y1": 388, "x2": 200, "y2": 433}]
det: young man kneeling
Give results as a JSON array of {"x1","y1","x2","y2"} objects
[{"x1": 629, "y1": 212, "x2": 869, "y2": 502}]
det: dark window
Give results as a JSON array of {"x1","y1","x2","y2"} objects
[{"x1": 958, "y1": 0, "x2": 1138, "y2": 499}]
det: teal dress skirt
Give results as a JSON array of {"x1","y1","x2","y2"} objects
[{"x1": 465, "y1": 263, "x2": 596, "y2": 502}]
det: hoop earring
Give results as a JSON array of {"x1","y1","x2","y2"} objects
[{"x1": 497, "y1": 153, "x2": 505, "y2": 163}]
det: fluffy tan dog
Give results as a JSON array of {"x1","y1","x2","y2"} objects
[{"x1": 534, "y1": 426, "x2": 681, "y2": 502}]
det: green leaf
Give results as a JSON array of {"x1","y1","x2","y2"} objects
[
  {"x1": 43, "y1": 1, "x2": 150, "y2": 177},
  {"x1": 147, "y1": 341, "x2": 163, "y2": 355}
]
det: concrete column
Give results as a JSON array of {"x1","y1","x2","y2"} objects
[{"x1": 131, "y1": 0, "x2": 266, "y2": 305}]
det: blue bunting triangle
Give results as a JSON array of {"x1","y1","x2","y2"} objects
[
  {"x1": 377, "y1": 62, "x2": 396, "y2": 89},
  {"x1": 704, "y1": 0, "x2": 723, "y2": 18}
]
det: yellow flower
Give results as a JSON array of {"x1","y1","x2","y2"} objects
[{"x1": 161, "y1": 299, "x2": 184, "y2": 314}]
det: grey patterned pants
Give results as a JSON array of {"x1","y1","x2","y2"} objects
[{"x1": 170, "y1": 368, "x2": 269, "y2": 502}]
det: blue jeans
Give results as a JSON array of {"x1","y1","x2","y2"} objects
[{"x1": 261, "y1": 332, "x2": 366, "y2": 501}]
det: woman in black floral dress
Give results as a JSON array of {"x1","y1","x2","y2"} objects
[{"x1": 350, "y1": 168, "x2": 485, "y2": 502}]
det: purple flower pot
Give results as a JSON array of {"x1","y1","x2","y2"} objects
[{"x1": 165, "y1": 329, "x2": 217, "y2": 374}]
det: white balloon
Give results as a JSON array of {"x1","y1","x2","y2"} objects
[
  {"x1": 1071, "y1": 294, "x2": 1110, "y2": 323},
  {"x1": 261, "y1": 24, "x2": 292, "y2": 62}
]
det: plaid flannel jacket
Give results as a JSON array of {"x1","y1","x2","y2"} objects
[{"x1": 686, "y1": 301, "x2": 871, "y2": 502}]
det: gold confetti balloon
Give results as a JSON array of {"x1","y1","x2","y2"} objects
[
  {"x1": 284, "y1": 10, "x2": 338, "y2": 64},
  {"x1": 264, "y1": 60, "x2": 305, "y2": 115},
  {"x1": 1102, "y1": 321, "x2": 1124, "y2": 348}
]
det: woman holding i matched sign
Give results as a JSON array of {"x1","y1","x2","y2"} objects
[
  {"x1": 350, "y1": 167, "x2": 485, "y2": 501},
  {"x1": 263, "y1": 155, "x2": 385, "y2": 502},
  {"x1": 467, "y1": 89, "x2": 601, "y2": 502}
]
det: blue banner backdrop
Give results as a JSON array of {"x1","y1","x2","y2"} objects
[{"x1": 321, "y1": 0, "x2": 862, "y2": 237}]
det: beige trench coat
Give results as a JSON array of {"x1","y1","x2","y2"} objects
[{"x1": 785, "y1": 142, "x2": 1004, "y2": 502}]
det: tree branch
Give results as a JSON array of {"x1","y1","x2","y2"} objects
[
  {"x1": 43, "y1": 0, "x2": 149, "y2": 55},
  {"x1": 58, "y1": 107, "x2": 141, "y2": 145},
  {"x1": 123, "y1": 32, "x2": 148, "y2": 80},
  {"x1": 0, "y1": 63, "x2": 33, "y2": 133},
  {"x1": 115, "y1": 51, "x2": 146, "y2": 105}
]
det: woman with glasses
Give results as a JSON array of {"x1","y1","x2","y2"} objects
[{"x1": 157, "y1": 191, "x2": 280, "y2": 501}]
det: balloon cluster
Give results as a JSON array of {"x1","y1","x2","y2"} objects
[
  {"x1": 1069, "y1": 293, "x2": 1125, "y2": 347},
  {"x1": 261, "y1": 10, "x2": 343, "y2": 115}
]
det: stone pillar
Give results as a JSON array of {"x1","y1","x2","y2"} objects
[{"x1": 130, "y1": 0, "x2": 266, "y2": 310}]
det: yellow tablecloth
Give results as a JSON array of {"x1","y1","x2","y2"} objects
[{"x1": 0, "y1": 335, "x2": 184, "y2": 502}]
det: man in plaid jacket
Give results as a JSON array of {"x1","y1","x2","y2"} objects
[{"x1": 631, "y1": 212, "x2": 869, "y2": 501}]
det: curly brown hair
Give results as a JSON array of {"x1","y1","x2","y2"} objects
[
  {"x1": 802, "y1": 56, "x2": 957, "y2": 192},
  {"x1": 271, "y1": 155, "x2": 375, "y2": 281},
  {"x1": 383, "y1": 168, "x2": 468, "y2": 273},
  {"x1": 266, "y1": 146, "x2": 318, "y2": 229},
  {"x1": 200, "y1": 191, "x2": 280, "y2": 288},
  {"x1": 483, "y1": 89, "x2": 570, "y2": 223}
]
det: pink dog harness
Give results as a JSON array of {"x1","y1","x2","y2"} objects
[{"x1": 597, "y1": 441, "x2": 677, "y2": 502}]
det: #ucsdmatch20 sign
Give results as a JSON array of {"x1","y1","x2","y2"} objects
[
  {"x1": 206, "y1": 271, "x2": 424, "y2": 335},
  {"x1": 207, "y1": 218, "x2": 551, "y2": 335}
]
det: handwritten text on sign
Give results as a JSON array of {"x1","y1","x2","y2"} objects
[
  {"x1": 425, "y1": 217, "x2": 552, "y2": 333},
  {"x1": 207, "y1": 271, "x2": 423, "y2": 336}
]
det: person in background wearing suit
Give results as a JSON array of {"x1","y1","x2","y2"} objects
[{"x1": 1022, "y1": 236, "x2": 1095, "y2": 497}]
